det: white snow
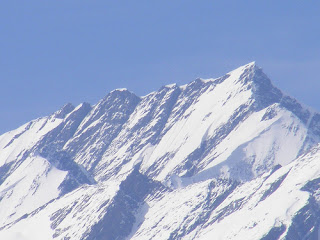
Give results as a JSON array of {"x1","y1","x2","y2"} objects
[
  {"x1": 164, "y1": 83, "x2": 177, "y2": 88},
  {"x1": 1, "y1": 62, "x2": 320, "y2": 240},
  {"x1": 0, "y1": 116, "x2": 63, "y2": 167},
  {"x1": 0, "y1": 155, "x2": 68, "y2": 226},
  {"x1": 111, "y1": 88, "x2": 128, "y2": 92}
]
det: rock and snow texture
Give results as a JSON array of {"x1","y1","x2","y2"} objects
[{"x1": 1, "y1": 62, "x2": 320, "y2": 239}]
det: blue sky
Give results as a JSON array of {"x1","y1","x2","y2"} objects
[{"x1": 1, "y1": 1, "x2": 319, "y2": 134}]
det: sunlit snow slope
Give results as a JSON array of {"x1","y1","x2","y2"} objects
[{"x1": 1, "y1": 62, "x2": 320, "y2": 239}]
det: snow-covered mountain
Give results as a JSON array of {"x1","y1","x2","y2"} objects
[{"x1": 1, "y1": 62, "x2": 320, "y2": 239}]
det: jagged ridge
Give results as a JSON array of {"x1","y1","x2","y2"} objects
[{"x1": 0, "y1": 62, "x2": 320, "y2": 239}]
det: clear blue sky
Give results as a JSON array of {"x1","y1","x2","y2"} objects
[{"x1": 1, "y1": 1, "x2": 319, "y2": 134}]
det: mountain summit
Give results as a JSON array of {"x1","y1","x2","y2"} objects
[{"x1": 1, "y1": 63, "x2": 320, "y2": 239}]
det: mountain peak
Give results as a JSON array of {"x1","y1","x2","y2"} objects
[
  {"x1": 226, "y1": 61, "x2": 257, "y2": 76},
  {"x1": 111, "y1": 88, "x2": 128, "y2": 93},
  {"x1": 164, "y1": 83, "x2": 178, "y2": 89},
  {"x1": 53, "y1": 103, "x2": 75, "y2": 119},
  {"x1": 1, "y1": 62, "x2": 320, "y2": 240},
  {"x1": 106, "y1": 88, "x2": 140, "y2": 101}
]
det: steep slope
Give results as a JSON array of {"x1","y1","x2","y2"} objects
[
  {"x1": 127, "y1": 144, "x2": 320, "y2": 240},
  {"x1": 0, "y1": 62, "x2": 320, "y2": 240},
  {"x1": 80, "y1": 62, "x2": 319, "y2": 185},
  {"x1": 63, "y1": 89, "x2": 141, "y2": 172},
  {"x1": 0, "y1": 103, "x2": 93, "y2": 226}
]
